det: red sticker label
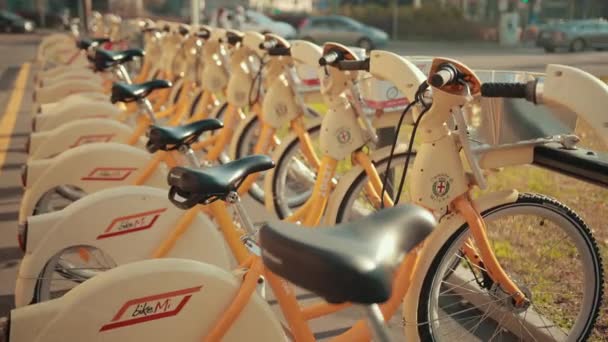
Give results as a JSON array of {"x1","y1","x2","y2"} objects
[
  {"x1": 363, "y1": 98, "x2": 409, "y2": 110},
  {"x1": 301, "y1": 78, "x2": 320, "y2": 86},
  {"x1": 81, "y1": 167, "x2": 137, "y2": 181},
  {"x1": 97, "y1": 208, "x2": 167, "y2": 240},
  {"x1": 99, "y1": 285, "x2": 203, "y2": 332},
  {"x1": 70, "y1": 134, "x2": 115, "y2": 147}
]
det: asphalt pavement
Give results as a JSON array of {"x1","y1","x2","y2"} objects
[{"x1": 0, "y1": 32, "x2": 607, "y2": 340}]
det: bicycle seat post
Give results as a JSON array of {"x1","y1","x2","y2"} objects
[
  {"x1": 225, "y1": 191, "x2": 256, "y2": 236},
  {"x1": 361, "y1": 304, "x2": 391, "y2": 342},
  {"x1": 179, "y1": 145, "x2": 201, "y2": 168},
  {"x1": 138, "y1": 97, "x2": 157, "y2": 124},
  {"x1": 115, "y1": 64, "x2": 133, "y2": 84}
]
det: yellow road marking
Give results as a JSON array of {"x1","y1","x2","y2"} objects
[{"x1": 0, "y1": 63, "x2": 31, "y2": 172}]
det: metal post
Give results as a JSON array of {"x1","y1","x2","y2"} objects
[
  {"x1": 191, "y1": 0, "x2": 200, "y2": 26},
  {"x1": 35, "y1": 0, "x2": 46, "y2": 28},
  {"x1": 392, "y1": 0, "x2": 398, "y2": 40},
  {"x1": 80, "y1": 0, "x2": 91, "y2": 35},
  {"x1": 361, "y1": 304, "x2": 391, "y2": 342}
]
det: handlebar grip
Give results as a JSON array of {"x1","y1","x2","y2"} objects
[
  {"x1": 226, "y1": 34, "x2": 243, "y2": 46},
  {"x1": 178, "y1": 25, "x2": 189, "y2": 36},
  {"x1": 429, "y1": 63, "x2": 459, "y2": 88},
  {"x1": 319, "y1": 51, "x2": 342, "y2": 66},
  {"x1": 197, "y1": 30, "x2": 210, "y2": 40},
  {"x1": 481, "y1": 81, "x2": 537, "y2": 102},
  {"x1": 336, "y1": 59, "x2": 370, "y2": 71},
  {"x1": 259, "y1": 40, "x2": 278, "y2": 50},
  {"x1": 267, "y1": 47, "x2": 291, "y2": 56},
  {"x1": 142, "y1": 27, "x2": 159, "y2": 33}
]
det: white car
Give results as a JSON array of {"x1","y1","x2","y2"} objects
[{"x1": 239, "y1": 10, "x2": 296, "y2": 39}]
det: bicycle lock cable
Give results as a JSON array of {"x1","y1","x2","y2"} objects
[
  {"x1": 248, "y1": 54, "x2": 267, "y2": 107},
  {"x1": 380, "y1": 80, "x2": 431, "y2": 208}
]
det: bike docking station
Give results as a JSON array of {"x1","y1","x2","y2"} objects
[{"x1": 2, "y1": 12, "x2": 608, "y2": 342}]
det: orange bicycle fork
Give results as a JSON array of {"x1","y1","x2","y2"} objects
[{"x1": 453, "y1": 194, "x2": 529, "y2": 307}]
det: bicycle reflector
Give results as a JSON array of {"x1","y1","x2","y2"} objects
[{"x1": 18, "y1": 221, "x2": 28, "y2": 252}]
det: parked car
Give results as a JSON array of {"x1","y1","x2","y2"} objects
[
  {"x1": 240, "y1": 10, "x2": 297, "y2": 39},
  {"x1": 0, "y1": 10, "x2": 35, "y2": 33},
  {"x1": 298, "y1": 15, "x2": 389, "y2": 50},
  {"x1": 17, "y1": 10, "x2": 69, "y2": 29},
  {"x1": 537, "y1": 19, "x2": 608, "y2": 53}
]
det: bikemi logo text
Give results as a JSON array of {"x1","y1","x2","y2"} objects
[
  {"x1": 81, "y1": 167, "x2": 138, "y2": 181},
  {"x1": 97, "y1": 208, "x2": 167, "y2": 240},
  {"x1": 99, "y1": 285, "x2": 203, "y2": 332},
  {"x1": 117, "y1": 216, "x2": 151, "y2": 233},
  {"x1": 130, "y1": 298, "x2": 172, "y2": 318}
]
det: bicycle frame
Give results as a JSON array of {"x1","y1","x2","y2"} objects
[
  {"x1": 146, "y1": 192, "x2": 418, "y2": 341},
  {"x1": 204, "y1": 247, "x2": 420, "y2": 342},
  {"x1": 264, "y1": 46, "x2": 427, "y2": 227},
  {"x1": 234, "y1": 39, "x2": 324, "y2": 195},
  {"x1": 175, "y1": 31, "x2": 268, "y2": 164}
]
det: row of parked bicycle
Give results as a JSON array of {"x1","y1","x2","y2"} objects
[{"x1": 2, "y1": 15, "x2": 607, "y2": 341}]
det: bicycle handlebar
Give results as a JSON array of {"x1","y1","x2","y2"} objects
[
  {"x1": 267, "y1": 47, "x2": 291, "y2": 56},
  {"x1": 319, "y1": 51, "x2": 369, "y2": 71},
  {"x1": 319, "y1": 51, "x2": 342, "y2": 66},
  {"x1": 225, "y1": 33, "x2": 243, "y2": 46},
  {"x1": 178, "y1": 25, "x2": 189, "y2": 36},
  {"x1": 258, "y1": 40, "x2": 291, "y2": 56},
  {"x1": 481, "y1": 81, "x2": 537, "y2": 103},
  {"x1": 259, "y1": 40, "x2": 277, "y2": 50},
  {"x1": 335, "y1": 59, "x2": 370, "y2": 71},
  {"x1": 196, "y1": 29, "x2": 211, "y2": 40},
  {"x1": 429, "y1": 63, "x2": 460, "y2": 88}
]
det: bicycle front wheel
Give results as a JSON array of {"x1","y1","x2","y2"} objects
[
  {"x1": 414, "y1": 193, "x2": 603, "y2": 341},
  {"x1": 234, "y1": 108, "x2": 321, "y2": 205}
]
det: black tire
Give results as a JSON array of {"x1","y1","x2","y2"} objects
[
  {"x1": 235, "y1": 114, "x2": 265, "y2": 204},
  {"x1": 570, "y1": 38, "x2": 586, "y2": 52},
  {"x1": 188, "y1": 90, "x2": 204, "y2": 118},
  {"x1": 33, "y1": 185, "x2": 85, "y2": 215},
  {"x1": 172, "y1": 82, "x2": 184, "y2": 105},
  {"x1": 416, "y1": 193, "x2": 603, "y2": 341},
  {"x1": 334, "y1": 150, "x2": 415, "y2": 224},
  {"x1": 269, "y1": 124, "x2": 322, "y2": 219},
  {"x1": 33, "y1": 245, "x2": 116, "y2": 304},
  {"x1": 357, "y1": 37, "x2": 374, "y2": 51},
  {"x1": 235, "y1": 107, "x2": 321, "y2": 205},
  {"x1": 210, "y1": 102, "x2": 230, "y2": 164}
]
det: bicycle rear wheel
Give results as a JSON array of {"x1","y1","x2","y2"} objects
[
  {"x1": 33, "y1": 245, "x2": 116, "y2": 303},
  {"x1": 414, "y1": 194, "x2": 603, "y2": 341}
]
